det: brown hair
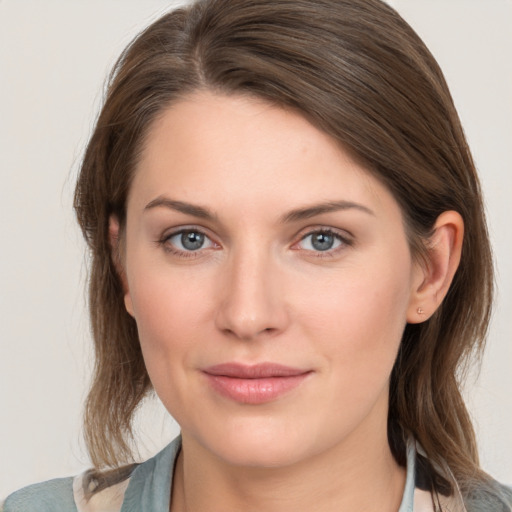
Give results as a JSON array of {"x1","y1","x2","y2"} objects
[{"x1": 74, "y1": 0, "x2": 500, "y2": 503}]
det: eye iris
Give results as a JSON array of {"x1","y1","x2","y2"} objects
[
  {"x1": 311, "y1": 232, "x2": 334, "y2": 251},
  {"x1": 181, "y1": 231, "x2": 204, "y2": 250}
]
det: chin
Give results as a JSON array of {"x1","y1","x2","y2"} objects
[
  {"x1": 214, "y1": 437, "x2": 306, "y2": 469},
  {"x1": 192, "y1": 415, "x2": 320, "y2": 469}
]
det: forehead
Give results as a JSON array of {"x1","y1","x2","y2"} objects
[{"x1": 129, "y1": 90, "x2": 400, "y2": 223}]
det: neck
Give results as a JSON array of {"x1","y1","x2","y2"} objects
[{"x1": 171, "y1": 424, "x2": 406, "y2": 512}]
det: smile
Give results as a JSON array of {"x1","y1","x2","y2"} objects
[{"x1": 202, "y1": 363, "x2": 313, "y2": 405}]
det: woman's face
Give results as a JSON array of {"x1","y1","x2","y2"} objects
[{"x1": 121, "y1": 91, "x2": 424, "y2": 467}]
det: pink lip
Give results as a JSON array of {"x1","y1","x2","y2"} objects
[{"x1": 202, "y1": 363, "x2": 312, "y2": 404}]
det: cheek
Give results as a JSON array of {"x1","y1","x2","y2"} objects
[
  {"x1": 125, "y1": 263, "x2": 212, "y2": 372},
  {"x1": 291, "y1": 268, "x2": 411, "y2": 445},
  {"x1": 295, "y1": 258, "x2": 412, "y2": 385},
  {"x1": 125, "y1": 267, "x2": 216, "y2": 427}
]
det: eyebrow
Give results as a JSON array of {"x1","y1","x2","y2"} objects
[
  {"x1": 144, "y1": 196, "x2": 374, "y2": 222},
  {"x1": 144, "y1": 197, "x2": 217, "y2": 220},
  {"x1": 280, "y1": 200, "x2": 375, "y2": 223}
]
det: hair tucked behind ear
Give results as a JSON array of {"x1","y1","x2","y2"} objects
[{"x1": 74, "y1": 0, "x2": 507, "y2": 506}]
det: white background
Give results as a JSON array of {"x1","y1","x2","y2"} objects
[{"x1": 1, "y1": 0, "x2": 511, "y2": 498}]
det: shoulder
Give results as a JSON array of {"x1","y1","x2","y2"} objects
[
  {"x1": 2, "y1": 473, "x2": 130, "y2": 512},
  {"x1": 502, "y1": 484, "x2": 512, "y2": 507},
  {"x1": 73, "y1": 471, "x2": 130, "y2": 512},
  {"x1": 3, "y1": 477, "x2": 76, "y2": 512},
  {"x1": 3, "y1": 436, "x2": 182, "y2": 512},
  {"x1": 76, "y1": 437, "x2": 181, "y2": 511},
  {"x1": 464, "y1": 481, "x2": 512, "y2": 512}
]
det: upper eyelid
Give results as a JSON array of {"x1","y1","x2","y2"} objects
[
  {"x1": 295, "y1": 225, "x2": 353, "y2": 242},
  {"x1": 159, "y1": 227, "x2": 218, "y2": 258},
  {"x1": 293, "y1": 229, "x2": 352, "y2": 249},
  {"x1": 158, "y1": 226, "x2": 218, "y2": 253},
  {"x1": 161, "y1": 225, "x2": 214, "y2": 241}
]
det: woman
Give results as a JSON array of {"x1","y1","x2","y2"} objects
[{"x1": 4, "y1": 0, "x2": 511, "y2": 510}]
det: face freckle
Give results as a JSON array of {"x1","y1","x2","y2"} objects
[{"x1": 122, "y1": 90, "x2": 423, "y2": 469}]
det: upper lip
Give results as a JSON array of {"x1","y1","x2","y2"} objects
[{"x1": 203, "y1": 363, "x2": 311, "y2": 379}]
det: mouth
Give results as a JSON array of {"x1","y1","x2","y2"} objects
[{"x1": 202, "y1": 363, "x2": 313, "y2": 405}]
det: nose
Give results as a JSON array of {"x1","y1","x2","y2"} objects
[{"x1": 214, "y1": 246, "x2": 289, "y2": 341}]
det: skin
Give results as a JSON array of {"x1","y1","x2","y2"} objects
[{"x1": 112, "y1": 91, "x2": 463, "y2": 512}]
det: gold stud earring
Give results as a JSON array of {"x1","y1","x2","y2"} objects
[{"x1": 417, "y1": 307, "x2": 424, "y2": 315}]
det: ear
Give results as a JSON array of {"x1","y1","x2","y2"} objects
[
  {"x1": 407, "y1": 211, "x2": 464, "y2": 324},
  {"x1": 109, "y1": 215, "x2": 134, "y2": 317}
]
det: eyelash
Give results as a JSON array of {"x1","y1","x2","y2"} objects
[
  {"x1": 158, "y1": 227, "x2": 217, "y2": 259},
  {"x1": 157, "y1": 227, "x2": 353, "y2": 259},
  {"x1": 294, "y1": 228, "x2": 353, "y2": 258}
]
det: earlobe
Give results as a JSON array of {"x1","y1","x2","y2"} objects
[
  {"x1": 124, "y1": 294, "x2": 135, "y2": 317},
  {"x1": 407, "y1": 211, "x2": 464, "y2": 324},
  {"x1": 108, "y1": 215, "x2": 134, "y2": 317}
]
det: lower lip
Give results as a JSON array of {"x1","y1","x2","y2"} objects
[{"x1": 204, "y1": 373, "x2": 311, "y2": 404}]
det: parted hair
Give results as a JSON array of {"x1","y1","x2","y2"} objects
[{"x1": 74, "y1": 0, "x2": 503, "y2": 504}]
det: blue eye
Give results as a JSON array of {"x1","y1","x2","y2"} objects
[
  {"x1": 299, "y1": 230, "x2": 345, "y2": 252},
  {"x1": 166, "y1": 230, "x2": 214, "y2": 252}
]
